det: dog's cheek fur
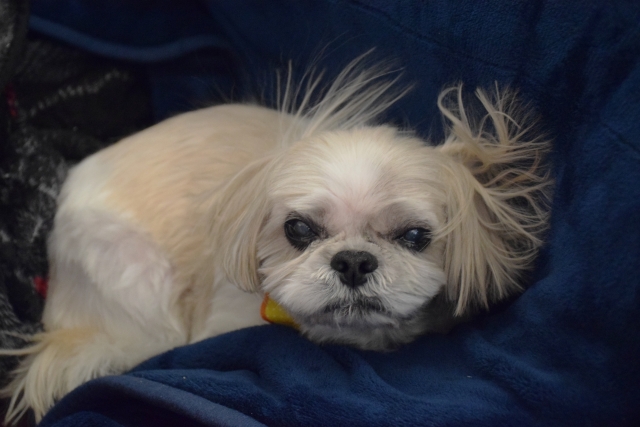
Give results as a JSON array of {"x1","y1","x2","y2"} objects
[{"x1": 373, "y1": 242, "x2": 448, "y2": 317}]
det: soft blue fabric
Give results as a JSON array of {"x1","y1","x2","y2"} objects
[{"x1": 31, "y1": 1, "x2": 640, "y2": 426}]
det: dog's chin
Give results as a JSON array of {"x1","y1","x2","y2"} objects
[
  {"x1": 309, "y1": 297, "x2": 410, "y2": 327},
  {"x1": 290, "y1": 298, "x2": 433, "y2": 351}
]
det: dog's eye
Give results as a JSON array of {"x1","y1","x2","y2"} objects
[
  {"x1": 396, "y1": 227, "x2": 431, "y2": 252},
  {"x1": 284, "y1": 219, "x2": 318, "y2": 250}
]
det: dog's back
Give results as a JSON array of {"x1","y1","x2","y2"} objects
[{"x1": 0, "y1": 103, "x2": 294, "y2": 423}]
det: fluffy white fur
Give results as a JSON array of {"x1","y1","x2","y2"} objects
[{"x1": 0, "y1": 57, "x2": 552, "y2": 423}]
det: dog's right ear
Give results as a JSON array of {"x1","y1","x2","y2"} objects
[
  {"x1": 435, "y1": 85, "x2": 553, "y2": 316},
  {"x1": 205, "y1": 156, "x2": 276, "y2": 292}
]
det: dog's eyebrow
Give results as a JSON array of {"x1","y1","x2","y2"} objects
[
  {"x1": 376, "y1": 201, "x2": 437, "y2": 233},
  {"x1": 387, "y1": 220, "x2": 433, "y2": 238}
]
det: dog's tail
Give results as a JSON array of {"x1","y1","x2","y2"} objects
[{"x1": 0, "y1": 328, "x2": 124, "y2": 424}]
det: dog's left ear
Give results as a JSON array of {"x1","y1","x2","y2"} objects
[
  {"x1": 207, "y1": 156, "x2": 275, "y2": 292},
  {"x1": 435, "y1": 85, "x2": 553, "y2": 316}
]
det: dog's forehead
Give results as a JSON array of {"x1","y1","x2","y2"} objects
[{"x1": 278, "y1": 127, "x2": 442, "y2": 232}]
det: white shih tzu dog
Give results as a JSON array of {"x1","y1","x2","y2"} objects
[{"x1": 1, "y1": 58, "x2": 552, "y2": 423}]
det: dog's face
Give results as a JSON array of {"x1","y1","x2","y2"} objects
[{"x1": 256, "y1": 127, "x2": 453, "y2": 349}]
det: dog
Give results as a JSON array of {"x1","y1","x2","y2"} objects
[{"x1": 0, "y1": 57, "x2": 552, "y2": 423}]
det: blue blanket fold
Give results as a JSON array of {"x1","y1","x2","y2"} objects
[{"x1": 28, "y1": 1, "x2": 640, "y2": 426}]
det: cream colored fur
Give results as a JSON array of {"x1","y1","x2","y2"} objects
[{"x1": 0, "y1": 57, "x2": 551, "y2": 423}]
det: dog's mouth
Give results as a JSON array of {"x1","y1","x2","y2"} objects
[
  {"x1": 285, "y1": 292, "x2": 434, "y2": 331},
  {"x1": 299, "y1": 297, "x2": 404, "y2": 329},
  {"x1": 322, "y1": 297, "x2": 387, "y2": 316}
]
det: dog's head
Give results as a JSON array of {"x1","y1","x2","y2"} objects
[
  {"x1": 215, "y1": 86, "x2": 552, "y2": 350},
  {"x1": 258, "y1": 126, "x2": 449, "y2": 349}
]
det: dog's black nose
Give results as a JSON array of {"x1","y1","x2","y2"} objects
[{"x1": 330, "y1": 250, "x2": 378, "y2": 288}]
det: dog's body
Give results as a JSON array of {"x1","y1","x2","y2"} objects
[
  {"x1": 1, "y1": 62, "x2": 552, "y2": 423},
  {"x1": 51, "y1": 104, "x2": 288, "y2": 342}
]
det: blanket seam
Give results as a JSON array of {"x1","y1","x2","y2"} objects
[
  {"x1": 598, "y1": 120, "x2": 640, "y2": 159},
  {"x1": 29, "y1": 16, "x2": 231, "y2": 63}
]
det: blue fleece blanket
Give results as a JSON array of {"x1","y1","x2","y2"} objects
[{"x1": 29, "y1": 1, "x2": 640, "y2": 426}]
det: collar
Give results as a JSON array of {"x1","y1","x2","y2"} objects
[{"x1": 261, "y1": 294, "x2": 298, "y2": 329}]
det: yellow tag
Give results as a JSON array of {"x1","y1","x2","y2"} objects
[{"x1": 261, "y1": 294, "x2": 298, "y2": 329}]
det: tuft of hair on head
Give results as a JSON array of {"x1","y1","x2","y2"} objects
[
  {"x1": 435, "y1": 84, "x2": 553, "y2": 316},
  {"x1": 276, "y1": 50, "x2": 412, "y2": 146}
]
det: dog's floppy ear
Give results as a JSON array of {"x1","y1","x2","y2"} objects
[
  {"x1": 436, "y1": 85, "x2": 552, "y2": 316},
  {"x1": 206, "y1": 156, "x2": 275, "y2": 292}
]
